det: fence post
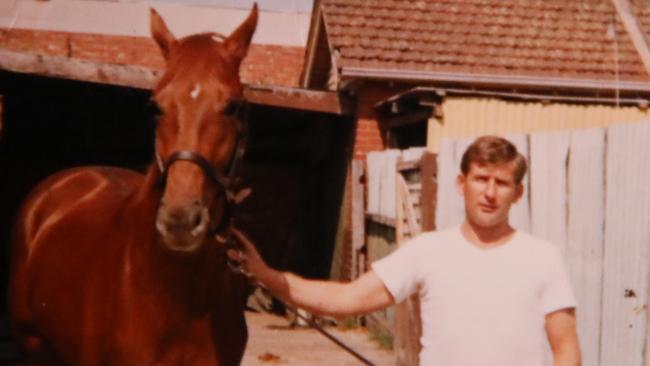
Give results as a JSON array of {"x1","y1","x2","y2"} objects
[
  {"x1": 394, "y1": 157, "x2": 423, "y2": 366},
  {"x1": 420, "y1": 152, "x2": 437, "y2": 232},
  {"x1": 351, "y1": 160, "x2": 365, "y2": 279}
]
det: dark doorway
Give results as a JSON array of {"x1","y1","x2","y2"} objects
[
  {"x1": 0, "y1": 71, "x2": 156, "y2": 362},
  {"x1": 0, "y1": 71, "x2": 156, "y2": 312},
  {"x1": 0, "y1": 71, "x2": 353, "y2": 325}
]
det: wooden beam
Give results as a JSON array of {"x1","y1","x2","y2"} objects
[
  {"x1": 244, "y1": 85, "x2": 352, "y2": 115},
  {"x1": 379, "y1": 107, "x2": 432, "y2": 129},
  {"x1": 0, "y1": 48, "x2": 349, "y2": 115},
  {"x1": 0, "y1": 49, "x2": 159, "y2": 89},
  {"x1": 420, "y1": 152, "x2": 437, "y2": 232},
  {"x1": 394, "y1": 166, "x2": 422, "y2": 366},
  {"x1": 364, "y1": 213, "x2": 396, "y2": 228},
  {"x1": 397, "y1": 159, "x2": 420, "y2": 172},
  {"x1": 350, "y1": 160, "x2": 366, "y2": 260}
]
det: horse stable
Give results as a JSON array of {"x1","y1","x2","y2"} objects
[{"x1": 0, "y1": 2, "x2": 357, "y2": 362}]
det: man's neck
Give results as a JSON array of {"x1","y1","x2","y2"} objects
[{"x1": 460, "y1": 221, "x2": 516, "y2": 248}]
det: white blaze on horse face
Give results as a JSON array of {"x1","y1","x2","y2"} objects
[{"x1": 190, "y1": 84, "x2": 201, "y2": 100}]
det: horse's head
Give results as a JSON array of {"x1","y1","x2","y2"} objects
[{"x1": 150, "y1": 5, "x2": 257, "y2": 252}]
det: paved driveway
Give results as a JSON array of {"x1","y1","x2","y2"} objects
[{"x1": 242, "y1": 311, "x2": 395, "y2": 366}]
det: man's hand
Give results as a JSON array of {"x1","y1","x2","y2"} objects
[
  {"x1": 227, "y1": 228, "x2": 394, "y2": 318},
  {"x1": 227, "y1": 228, "x2": 268, "y2": 281}
]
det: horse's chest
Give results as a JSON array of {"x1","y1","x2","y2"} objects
[{"x1": 112, "y1": 317, "x2": 219, "y2": 365}]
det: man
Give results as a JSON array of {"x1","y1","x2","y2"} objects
[{"x1": 229, "y1": 135, "x2": 581, "y2": 366}]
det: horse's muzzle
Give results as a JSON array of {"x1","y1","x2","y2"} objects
[{"x1": 155, "y1": 201, "x2": 210, "y2": 252}]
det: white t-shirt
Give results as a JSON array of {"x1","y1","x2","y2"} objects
[{"x1": 372, "y1": 226, "x2": 576, "y2": 366}]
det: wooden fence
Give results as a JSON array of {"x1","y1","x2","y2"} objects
[
  {"x1": 365, "y1": 148, "x2": 436, "y2": 366},
  {"x1": 436, "y1": 122, "x2": 650, "y2": 366}
]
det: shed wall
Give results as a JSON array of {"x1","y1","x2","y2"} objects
[{"x1": 428, "y1": 97, "x2": 650, "y2": 152}]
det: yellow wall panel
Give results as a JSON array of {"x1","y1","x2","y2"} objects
[{"x1": 427, "y1": 97, "x2": 650, "y2": 152}]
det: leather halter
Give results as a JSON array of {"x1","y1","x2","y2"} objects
[{"x1": 156, "y1": 100, "x2": 248, "y2": 235}]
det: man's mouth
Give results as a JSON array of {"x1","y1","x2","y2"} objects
[{"x1": 478, "y1": 203, "x2": 497, "y2": 212}]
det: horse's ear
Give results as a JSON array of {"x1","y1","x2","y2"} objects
[
  {"x1": 223, "y1": 3, "x2": 258, "y2": 65},
  {"x1": 150, "y1": 8, "x2": 177, "y2": 60}
]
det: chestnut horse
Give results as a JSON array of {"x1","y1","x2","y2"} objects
[{"x1": 8, "y1": 5, "x2": 257, "y2": 365}]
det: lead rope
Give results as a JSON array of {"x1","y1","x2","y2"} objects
[
  {"x1": 220, "y1": 107, "x2": 374, "y2": 365},
  {"x1": 224, "y1": 235, "x2": 376, "y2": 366}
]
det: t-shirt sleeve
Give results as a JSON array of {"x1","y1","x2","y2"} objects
[
  {"x1": 371, "y1": 238, "x2": 423, "y2": 304},
  {"x1": 541, "y1": 246, "x2": 577, "y2": 314}
]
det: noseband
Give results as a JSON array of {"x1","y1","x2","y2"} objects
[{"x1": 156, "y1": 101, "x2": 248, "y2": 234}]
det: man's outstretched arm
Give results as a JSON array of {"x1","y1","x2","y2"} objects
[{"x1": 229, "y1": 229, "x2": 394, "y2": 318}]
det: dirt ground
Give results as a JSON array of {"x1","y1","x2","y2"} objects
[{"x1": 242, "y1": 311, "x2": 395, "y2": 366}]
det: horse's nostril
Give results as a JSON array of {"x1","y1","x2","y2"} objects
[
  {"x1": 192, "y1": 200, "x2": 201, "y2": 207},
  {"x1": 191, "y1": 211, "x2": 202, "y2": 229}
]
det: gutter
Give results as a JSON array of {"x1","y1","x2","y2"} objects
[
  {"x1": 340, "y1": 67, "x2": 650, "y2": 95},
  {"x1": 375, "y1": 86, "x2": 650, "y2": 109}
]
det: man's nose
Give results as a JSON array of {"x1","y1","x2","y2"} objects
[{"x1": 484, "y1": 180, "x2": 497, "y2": 199}]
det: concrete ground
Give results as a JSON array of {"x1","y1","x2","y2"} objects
[{"x1": 242, "y1": 311, "x2": 395, "y2": 366}]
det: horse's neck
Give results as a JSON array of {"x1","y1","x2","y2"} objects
[{"x1": 123, "y1": 164, "x2": 221, "y2": 313}]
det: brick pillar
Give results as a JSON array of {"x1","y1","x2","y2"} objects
[{"x1": 352, "y1": 88, "x2": 394, "y2": 160}]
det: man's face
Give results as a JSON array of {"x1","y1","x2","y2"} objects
[{"x1": 456, "y1": 161, "x2": 523, "y2": 229}]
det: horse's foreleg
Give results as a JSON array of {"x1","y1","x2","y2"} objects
[
  {"x1": 213, "y1": 275, "x2": 249, "y2": 366},
  {"x1": 9, "y1": 233, "x2": 64, "y2": 366},
  {"x1": 13, "y1": 331, "x2": 65, "y2": 366}
]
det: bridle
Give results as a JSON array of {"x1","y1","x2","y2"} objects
[
  {"x1": 155, "y1": 99, "x2": 249, "y2": 235},
  {"x1": 154, "y1": 98, "x2": 376, "y2": 366}
]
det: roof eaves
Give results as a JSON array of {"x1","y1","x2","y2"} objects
[
  {"x1": 340, "y1": 67, "x2": 650, "y2": 95},
  {"x1": 375, "y1": 86, "x2": 650, "y2": 111},
  {"x1": 244, "y1": 84, "x2": 353, "y2": 115}
]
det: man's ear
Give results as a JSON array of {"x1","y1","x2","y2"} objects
[
  {"x1": 455, "y1": 174, "x2": 465, "y2": 197},
  {"x1": 513, "y1": 183, "x2": 524, "y2": 203}
]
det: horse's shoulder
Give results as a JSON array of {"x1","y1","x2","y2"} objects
[
  {"x1": 19, "y1": 167, "x2": 145, "y2": 231},
  {"x1": 36, "y1": 166, "x2": 144, "y2": 196}
]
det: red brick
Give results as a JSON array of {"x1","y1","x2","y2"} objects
[{"x1": 0, "y1": 28, "x2": 304, "y2": 87}]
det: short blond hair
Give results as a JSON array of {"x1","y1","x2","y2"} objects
[{"x1": 460, "y1": 136, "x2": 527, "y2": 184}]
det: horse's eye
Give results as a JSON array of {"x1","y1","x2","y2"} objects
[{"x1": 223, "y1": 99, "x2": 240, "y2": 117}]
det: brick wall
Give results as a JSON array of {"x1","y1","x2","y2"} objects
[
  {"x1": 352, "y1": 86, "x2": 408, "y2": 160},
  {"x1": 242, "y1": 45, "x2": 304, "y2": 87},
  {"x1": 0, "y1": 28, "x2": 304, "y2": 88},
  {"x1": 353, "y1": 88, "x2": 385, "y2": 160}
]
